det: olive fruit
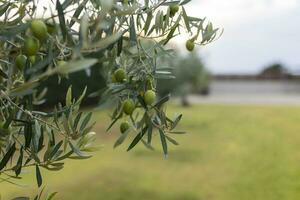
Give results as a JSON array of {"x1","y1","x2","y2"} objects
[
  {"x1": 15, "y1": 54, "x2": 27, "y2": 70},
  {"x1": 186, "y1": 39, "x2": 195, "y2": 52},
  {"x1": 114, "y1": 69, "x2": 126, "y2": 82},
  {"x1": 170, "y1": 4, "x2": 179, "y2": 17},
  {"x1": 24, "y1": 37, "x2": 40, "y2": 56},
  {"x1": 123, "y1": 99, "x2": 135, "y2": 115},
  {"x1": 144, "y1": 90, "x2": 156, "y2": 105},
  {"x1": 120, "y1": 121, "x2": 130, "y2": 133},
  {"x1": 31, "y1": 19, "x2": 48, "y2": 40}
]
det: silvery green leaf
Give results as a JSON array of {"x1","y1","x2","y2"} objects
[{"x1": 56, "y1": 59, "x2": 97, "y2": 75}]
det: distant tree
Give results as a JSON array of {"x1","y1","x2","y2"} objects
[
  {"x1": 260, "y1": 63, "x2": 288, "y2": 78},
  {"x1": 158, "y1": 52, "x2": 211, "y2": 106}
]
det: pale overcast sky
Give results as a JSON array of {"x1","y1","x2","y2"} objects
[{"x1": 184, "y1": 0, "x2": 300, "y2": 74}]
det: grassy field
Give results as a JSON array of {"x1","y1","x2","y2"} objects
[{"x1": 2, "y1": 104, "x2": 300, "y2": 200}]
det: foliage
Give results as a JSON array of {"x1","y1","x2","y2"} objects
[
  {"x1": 157, "y1": 52, "x2": 211, "y2": 98},
  {"x1": 260, "y1": 63, "x2": 287, "y2": 78},
  {"x1": 0, "y1": 0, "x2": 219, "y2": 197},
  {"x1": 38, "y1": 65, "x2": 106, "y2": 106}
]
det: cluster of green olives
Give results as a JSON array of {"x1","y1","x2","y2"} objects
[
  {"x1": 113, "y1": 69, "x2": 157, "y2": 134},
  {"x1": 119, "y1": 90, "x2": 157, "y2": 134},
  {"x1": 15, "y1": 19, "x2": 50, "y2": 70}
]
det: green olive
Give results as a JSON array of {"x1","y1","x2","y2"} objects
[
  {"x1": 120, "y1": 121, "x2": 130, "y2": 133},
  {"x1": 15, "y1": 54, "x2": 27, "y2": 70},
  {"x1": 123, "y1": 99, "x2": 135, "y2": 115},
  {"x1": 144, "y1": 90, "x2": 156, "y2": 105},
  {"x1": 31, "y1": 19, "x2": 48, "y2": 40},
  {"x1": 114, "y1": 69, "x2": 126, "y2": 82},
  {"x1": 186, "y1": 39, "x2": 195, "y2": 52},
  {"x1": 170, "y1": 4, "x2": 179, "y2": 17},
  {"x1": 24, "y1": 37, "x2": 40, "y2": 56}
]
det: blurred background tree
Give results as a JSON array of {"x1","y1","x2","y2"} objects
[
  {"x1": 157, "y1": 51, "x2": 211, "y2": 106},
  {"x1": 259, "y1": 63, "x2": 288, "y2": 79}
]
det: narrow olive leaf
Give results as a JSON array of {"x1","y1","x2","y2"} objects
[
  {"x1": 155, "y1": 71, "x2": 175, "y2": 79},
  {"x1": 82, "y1": 31, "x2": 124, "y2": 52},
  {"x1": 163, "y1": 15, "x2": 181, "y2": 45},
  {"x1": 106, "y1": 111, "x2": 123, "y2": 132},
  {"x1": 74, "y1": 86, "x2": 87, "y2": 106},
  {"x1": 113, "y1": 130, "x2": 129, "y2": 148},
  {"x1": 159, "y1": 129, "x2": 168, "y2": 157},
  {"x1": 48, "y1": 140, "x2": 63, "y2": 161},
  {"x1": 62, "y1": 0, "x2": 74, "y2": 9},
  {"x1": 0, "y1": 142, "x2": 16, "y2": 170},
  {"x1": 144, "y1": 11, "x2": 153, "y2": 35},
  {"x1": 56, "y1": 0, "x2": 68, "y2": 41},
  {"x1": 69, "y1": 141, "x2": 91, "y2": 158},
  {"x1": 154, "y1": 94, "x2": 170, "y2": 108},
  {"x1": 70, "y1": 0, "x2": 88, "y2": 27},
  {"x1": 161, "y1": 1, "x2": 180, "y2": 6},
  {"x1": 129, "y1": 16, "x2": 137, "y2": 44},
  {"x1": 73, "y1": 112, "x2": 82, "y2": 131},
  {"x1": 35, "y1": 165, "x2": 42, "y2": 187},
  {"x1": 165, "y1": 135, "x2": 179, "y2": 146},
  {"x1": 79, "y1": 13, "x2": 89, "y2": 48},
  {"x1": 180, "y1": 0, "x2": 192, "y2": 5},
  {"x1": 46, "y1": 192, "x2": 58, "y2": 200},
  {"x1": 14, "y1": 147, "x2": 24, "y2": 176},
  {"x1": 182, "y1": 7, "x2": 191, "y2": 32},
  {"x1": 55, "y1": 59, "x2": 98, "y2": 75},
  {"x1": 38, "y1": 127, "x2": 44, "y2": 152},
  {"x1": 33, "y1": 121, "x2": 41, "y2": 152},
  {"x1": 171, "y1": 114, "x2": 182, "y2": 130},
  {"x1": 117, "y1": 36, "x2": 123, "y2": 56},
  {"x1": 24, "y1": 123, "x2": 32, "y2": 148},
  {"x1": 0, "y1": 2, "x2": 10, "y2": 16},
  {"x1": 9, "y1": 81, "x2": 39, "y2": 97},
  {"x1": 127, "y1": 126, "x2": 148, "y2": 151},
  {"x1": 37, "y1": 185, "x2": 46, "y2": 200},
  {"x1": 66, "y1": 86, "x2": 72, "y2": 106},
  {"x1": 168, "y1": 131, "x2": 186, "y2": 134},
  {"x1": 147, "y1": 124, "x2": 153, "y2": 144},
  {"x1": 80, "y1": 112, "x2": 92, "y2": 131}
]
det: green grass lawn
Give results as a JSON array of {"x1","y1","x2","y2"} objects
[{"x1": 2, "y1": 104, "x2": 300, "y2": 200}]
